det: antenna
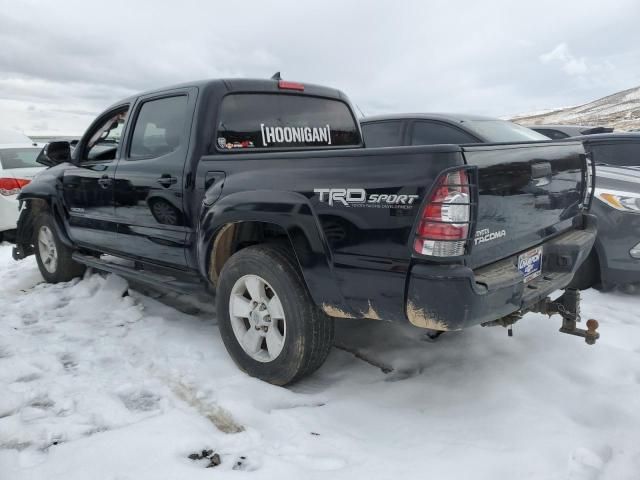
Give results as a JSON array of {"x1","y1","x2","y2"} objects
[
  {"x1": 271, "y1": 72, "x2": 281, "y2": 81},
  {"x1": 355, "y1": 103, "x2": 365, "y2": 118}
]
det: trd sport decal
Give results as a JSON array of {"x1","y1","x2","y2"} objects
[
  {"x1": 260, "y1": 124, "x2": 332, "y2": 146},
  {"x1": 314, "y1": 188, "x2": 419, "y2": 209}
]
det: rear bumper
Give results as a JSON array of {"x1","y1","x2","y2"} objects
[{"x1": 406, "y1": 215, "x2": 597, "y2": 331}]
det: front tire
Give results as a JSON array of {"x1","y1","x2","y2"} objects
[
  {"x1": 34, "y1": 214, "x2": 86, "y2": 283},
  {"x1": 216, "y1": 244, "x2": 334, "y2": 385}
]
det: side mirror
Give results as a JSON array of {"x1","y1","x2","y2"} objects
[{"x1": 36, "y1": 141, "x2": 72, "y2": 167}]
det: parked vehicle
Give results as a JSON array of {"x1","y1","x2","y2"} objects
[
  {"x1": 531, "y1": 125, "x2": 614, "y2": 140},
  {"x1": 361, "y1": 116, "x2": 638, "y2": 291},
  {"x1": 360, "y1": 113, "x2": 549, "y2": 146},
  {"x1": 0, "y1": 142, "x2": 45, "y2": 242},
  {"x1": 0, "y1": 129, "x2": 37, "y2": 146},
  {"x1": 13, "y1": 80, "x2": 597, "y2": 385},
  {"x1": 565, "y1": 134, "x2": 640, "y2": 291}
]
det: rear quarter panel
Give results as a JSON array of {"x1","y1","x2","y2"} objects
[{"x1": 196, "y1": 145, "x2": 464, "y2": 321}]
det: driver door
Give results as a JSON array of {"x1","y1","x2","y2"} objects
[{"x1": 62, "y1": 105, "x2": 129, "y2": 253}]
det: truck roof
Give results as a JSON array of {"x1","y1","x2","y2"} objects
[{"x1": 109, "y1": 78, "x2": 347, "y2": 109}]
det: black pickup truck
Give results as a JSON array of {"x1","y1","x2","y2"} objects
[{"x1": 13, "y1": 79, "x2": 597, "y2": 385}]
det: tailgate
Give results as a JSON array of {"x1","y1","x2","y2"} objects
[{"x1": 463, "y1": 142, "x2": 587, "y2": 269}]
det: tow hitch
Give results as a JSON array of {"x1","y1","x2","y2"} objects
[
  {"x1": 482, "y1": 288, "x2": 600, "y2": 345},
  {"x1": 532, "y1": 288, "x2": 600, "y2": 345}
]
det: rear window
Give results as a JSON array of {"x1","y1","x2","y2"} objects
[
  {"x1": 535, "y1": 128, "x2": 570, "y2": 140},
  {"x1": 592, "y1": 142, "x2": 640, "y2": 167},
  {"x1": 0, "y1": 148, "x2": 41, "y2": 169},
  {"x1": 464, "y1": 120, "x2": 549, "y2": 143},
  {"x1": 216, "y1": 94, "x2": 361, "y2": 151},
  {"x1": 411, "y1": 121, "x2": 478, "y2": 145}
]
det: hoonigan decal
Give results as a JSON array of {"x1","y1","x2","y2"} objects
[{"x1": 260, "y1": 124, "x2": 331, "y2": 146}]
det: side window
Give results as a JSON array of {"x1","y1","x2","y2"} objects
[
  {"x1": 536, "y1": 129, "x2": 569, "y2": 140},
  {"x1": 361, "y1": 121, "x2": 404, "y2": 147},
  {"x1": 411, "y1": 122, "x2": 477, "y2": 145},
  {"x1": 129, "y1": 96, "x2": 188, "y2": 159},
  {"x1": 592, "y1": 143, "x2": 640, "y2": 167},
  {"x1": 84, "y1": 108, "x2": 129, "y2": 161}
]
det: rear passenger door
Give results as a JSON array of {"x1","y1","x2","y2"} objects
[
  {"x1": 409, "y1": 121, "x2": 479, "y2": 145},
  {"x1": 113, "y1": 89, "x2": 197, "y2": 268}
]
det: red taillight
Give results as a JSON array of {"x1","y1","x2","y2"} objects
[
  {"x1": 0, "y1": 177, "x2": 30, "y2": 196},
  {"x1": 414, "y1": 169, "x2": 472, "y2": 257},
  {"x1": 278, "y1": 80, "x2": 305, "y2": 91}
]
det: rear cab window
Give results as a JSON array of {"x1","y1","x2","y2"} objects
[{"x1": 216, "y1": 94, "x2": 361, "y2": 151}]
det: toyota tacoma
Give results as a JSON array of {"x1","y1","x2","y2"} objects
[{"x1": 13, "y1": 79, "x2": 598, "y2": 385}]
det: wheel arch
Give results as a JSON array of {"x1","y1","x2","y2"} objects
[
  {"x1": 197, "y1": 189, "x2": 349, "y2": 312},
  {"x1": 13, "y1": 193, "x2": 74, "y2": 260},
  {"x1": 20, "y1": 194, "x2": 73, "y2": 246}
]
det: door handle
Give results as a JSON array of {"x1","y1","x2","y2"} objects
[
  {"x1": 97, "y1": 175, "x2": 112, "y2": 189},
  {"x1": 157, "y1": 175, "x2": 177, "y2": 187}
]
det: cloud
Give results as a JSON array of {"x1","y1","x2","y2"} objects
[
  {"x1": 540, "y1": 43, "x2": 589, "y2": 75},
  {"x1": 0, "y1": 0, "x2": 639, "y2": 134}
]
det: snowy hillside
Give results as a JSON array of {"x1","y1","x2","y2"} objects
[
  {"x1": 1, "y1": 243, "x2": 640, "y2": 479},
  {"x1": 513, "y1": 86, "x2": 640, "y2": 131}
]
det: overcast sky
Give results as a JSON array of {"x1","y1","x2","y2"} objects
[{"x1": 1, "y1": 0, "x2": 639, "y2": 135}]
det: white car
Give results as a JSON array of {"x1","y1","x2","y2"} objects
[{"x1": 0, "y1": 131, "x2": 45, "y2": 241}]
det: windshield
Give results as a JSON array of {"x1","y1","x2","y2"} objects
[
  {"x1": 464, "y1": 120, "x2": 549, "y2": 143},
  {"x1": 0, "y1": 148, "x2": 42, "y2": 169}
]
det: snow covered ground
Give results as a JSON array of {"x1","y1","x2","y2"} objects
[{"x1": 1, "y1": 243, "x2": 640, "y2": 480}]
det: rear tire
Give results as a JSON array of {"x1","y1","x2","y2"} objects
[
  {"x1": 216, "y1": 244, "x2": 334, "y2": 385},
  {"x1": 34, "y1": 213, "x2": 86, "y2": 283}
]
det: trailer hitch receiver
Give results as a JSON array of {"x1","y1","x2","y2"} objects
[{"x1": 533, "y1": 288, "x2": 600, "y2": 345}]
